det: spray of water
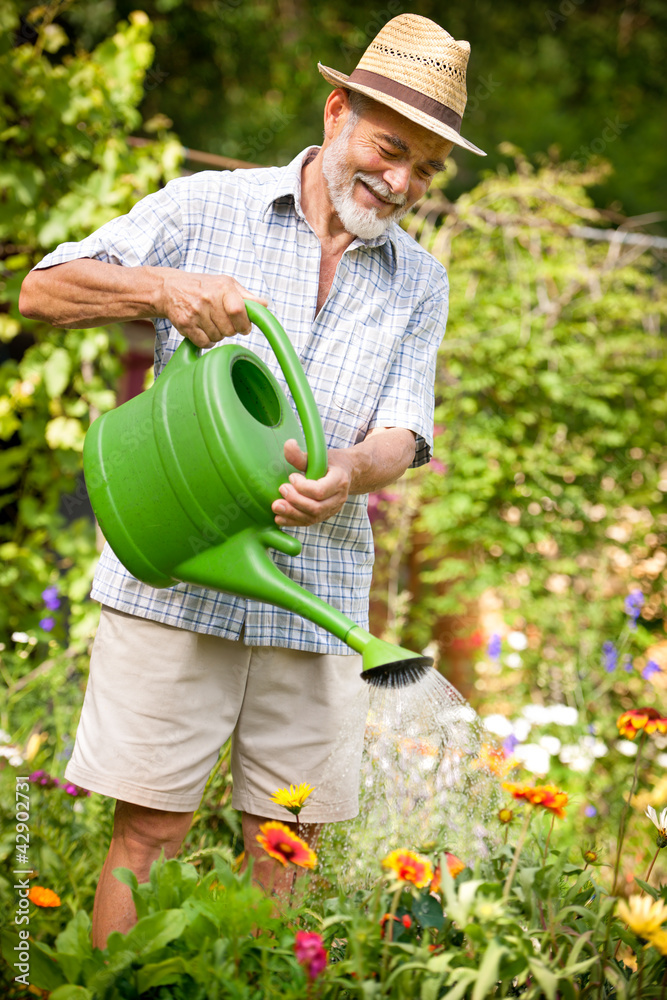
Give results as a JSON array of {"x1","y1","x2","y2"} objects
[{"x1": 316, "y1": 668, "x2": 503, "y2": 889}]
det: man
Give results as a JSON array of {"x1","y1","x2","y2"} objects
[{"x1": 19, "y1": 13, "x2": 484, "y2": 946}]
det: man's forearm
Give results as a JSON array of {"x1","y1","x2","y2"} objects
[
  {"x1": 19, "y1": 258, "x2": 267, "y2": 346},
  {"x1": 19, "y1": 258, "x2": 164, "y2": 328},
  {"x1": 333, "y1": 427, "x2": 417, "y2": 495}
]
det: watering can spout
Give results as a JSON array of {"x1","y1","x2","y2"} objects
[{"x1": 173, "y1": 527, "x2": 433, "y2": 687}]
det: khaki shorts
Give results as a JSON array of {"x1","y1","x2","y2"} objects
[{"x1": 64, "y1": 606, "x2": 369, "y2": 821}]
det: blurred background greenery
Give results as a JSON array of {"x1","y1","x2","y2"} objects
[
  {"x1": 1, "y1": 1, "x2": 667, "y2": 971},
  {"x1": 45, "y1": 0, "x2": 667, "y2": 216}
]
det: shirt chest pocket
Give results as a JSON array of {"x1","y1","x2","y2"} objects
[{"x1": 330, "y1": 323, "x2": 398, "y2": 428}]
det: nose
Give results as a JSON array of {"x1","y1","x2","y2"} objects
[{"x1": 383, "y1": 162, "x2": 411, "y2": 197}]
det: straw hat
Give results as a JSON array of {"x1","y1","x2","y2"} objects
[{"x1": 318, "y1": 13, "x2": 485, "y2": 156}]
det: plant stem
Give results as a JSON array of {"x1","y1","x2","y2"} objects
[
  {"x1": 380, "y1": 886, "x2": 403, "y2": 981},
  {"x1": 639, "y1": 846, "x2": 662, "y2": 896},
  {"x1": 612, "y1": 730, "x2": 646, "y2": 896},
  {"x1": 543, "y1": 814, "x2": 556, "y2": 865},
  {"x1": 502, "y1": 809, "x2": 532, "y2": 904}
]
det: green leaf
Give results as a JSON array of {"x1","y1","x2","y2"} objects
[
  {"x1": 412, "y1": 892, "x2": 445, "y2": 930},
  {"x1": 49, "y1": 988, "x2": 94, "y2": 1000},
  {"x1": 472, "y1": 940, "x2": 507, "y2": 1000},
  {"x1": 0, "y1": 932, "x2": 66, "y2": 991},
  {"x1": 136, "y1": 956, "x2": 191, "y2": 992},
  {"x1": 122, "y1": 908, "x2": 187, "y2": 957},
  {"x1": 527, "y1": 958, "x2": 559, "y2": 1000}
]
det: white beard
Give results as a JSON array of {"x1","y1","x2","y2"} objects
[{"x1": 321, "y1": 116, "x2": 410, "y2": 240}]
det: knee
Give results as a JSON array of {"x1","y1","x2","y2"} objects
[{"x1": 112, "y1": 800, "x2": 193, "y2": 867}]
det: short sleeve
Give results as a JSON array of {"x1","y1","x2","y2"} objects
[
  {"x1": 32, "y1": 178, "x2": 186, "y2": 271},
  {"x1": 367, "y1": 275, "x2": 448, "y2": 467}
]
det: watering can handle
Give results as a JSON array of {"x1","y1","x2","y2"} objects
[{"x1": 244, "y1": 300, "x2": 328, "y2": 482}]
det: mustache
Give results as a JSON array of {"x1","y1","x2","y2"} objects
[{"x1": 354, "y1": 172, "x2": 408, "y2": 208}]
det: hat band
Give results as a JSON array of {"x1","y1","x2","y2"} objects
[{"x1": 348, "y1": 68, "x2": 462, "y2": 133}]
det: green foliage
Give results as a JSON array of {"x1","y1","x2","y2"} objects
[
  {"x1": 0, "y1": 1, "x2": 182, "y2": 651},
  {"x1": 57, "y1": 0, "x2": 667, "y2": 216},
  {"x1": 3, "y1": 822, "x2": 667, "y2": 997},
  {"x1": 2, "y1": 854, "x2": 313, "y2": 998}
]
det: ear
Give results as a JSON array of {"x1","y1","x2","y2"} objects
[{"x1": 323, "y1": 88, "x2": 351, "y2": 141}]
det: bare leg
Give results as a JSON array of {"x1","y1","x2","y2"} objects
[
  {"x1": 92, "y1": 800, "x2": 194, "y2": 949},
  {"x1": 241, "y1": 812, "x2": 322, "y2": 899}
]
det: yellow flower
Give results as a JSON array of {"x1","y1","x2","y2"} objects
[
  {"x1": 648, "y1": 929, "x2": 667, "y2": 955},
  {"x1": 270, "y1": 782, "x2": 314, "y2": 816},
  {"x1": 616, "y1": 895, "x2": 667, "y2": 938}
]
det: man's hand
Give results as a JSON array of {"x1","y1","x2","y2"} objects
[
  {"x1": 271, "y1": 428, "x2": 417, "y2": 527},
  {"x1": 157, "y1": 271, "x2": 268, "y2": 348},
  {"x1": 271, "y1": 439, "x2": 353, "y2": 527}
]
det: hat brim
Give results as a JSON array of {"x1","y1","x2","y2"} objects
[{"x1": 318, "y1": 63, "x2": 486, "y2": 157}]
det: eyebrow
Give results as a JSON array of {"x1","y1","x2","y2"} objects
[{"x1": 376, "y1": 132, "x2": 446, "y2": 174}]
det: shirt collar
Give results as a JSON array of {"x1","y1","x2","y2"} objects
[{"x1": 262, "y1": 145, "x2": 401, "y2": 256}]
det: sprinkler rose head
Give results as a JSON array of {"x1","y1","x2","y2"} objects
[{"x1": 362, "y1": 655, "x2": 434, "y2": 689}]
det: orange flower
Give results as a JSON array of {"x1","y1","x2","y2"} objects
[
  {"x1": 617, "y1": 708, "x2": 667, "y2": 740},
  {"x1": 256, "y1": 821, "x2": 317, "y2": 869},
  {"x1": 431, "y1": 853, "x2": 466, "y2": 893},
  {"x1": 472, "y1": 743, "x2": 516, "y2": 779},
  {"x1": 381, "y1": 849, "x2": 433, "y2": 888},
  {"x1": 27, "y1": 886, "x2": 61, "y2": 907},
  {"x1": 502, "y1": 782, "x2": 568, "y2": 819}
]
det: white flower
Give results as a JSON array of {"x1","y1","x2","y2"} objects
[
  {"x1": 521, "y1": 704, "x2": 553, "y2": 725},
  {"x1": 482, "y1": 714, "x2": 514, "y2": 737},
  {"x1": 512, "y1": 718, "x2": 532, "y2": 742},
  {"x1": 548, "y1": 705, "x2": 578, "y2": 726},
  {"x1": 505, "y1": 653, "x2": 523, "y2": 669},
  {"x1": 539, "y1": 735, "x2": 562, "y2": 755},
  {"x1": 513, "y1": 743, "x2": 551, "y2": 775},
  {"x1": 11, "y1": 631, "x2": 29, "y2": 643},
  {"x1": 507, "y1": 631, "x2": 528, "y2": 651},
  {"x1": 646, "y1": 806, "x2": 667, "y2": 836},
  {"x1": 616, "y1": 740, "x2": 638, "y2": 757}
]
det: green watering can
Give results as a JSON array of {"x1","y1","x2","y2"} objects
[{"x1": 83, "y1": 301, "x2": 432, "y2": 687}]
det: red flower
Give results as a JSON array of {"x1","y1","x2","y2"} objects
[
  {"x1": 256, "y1": 821, "x2": 317, "y2": 869},
  {"x1": 381, "y1": 849, "x2": 433, "y2": 888},
  {"x1": 502, "y1": 782, "x2": 568, "y2": 819},
  {"x1": 617, "y1": 708, "x2": 667, "y2": 740},
  {"x1": 294, "y1": 930, "x2": 327, "y2": 980},
  {"x1": 431, "y1": 853, "x2": 466, "y2": 893}
]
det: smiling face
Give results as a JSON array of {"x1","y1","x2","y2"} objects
[{"x1": 321, "y1": 90, "x2": 453, "y2": 239}]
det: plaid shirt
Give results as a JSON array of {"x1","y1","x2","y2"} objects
[{"x1": 35, "y1": 147, "x2": 449, "y2": 652}]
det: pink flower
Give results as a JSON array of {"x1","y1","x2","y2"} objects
[
  {"x1": 294, "y1": 930, "x2": 327, "y2": 980},
  {"x1": 428, "y1": 457, "x2": 446, "y2": 475}
]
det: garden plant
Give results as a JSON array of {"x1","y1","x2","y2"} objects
[{"x1": 2, "y1": 2, "x2": 667, "y2": 997}]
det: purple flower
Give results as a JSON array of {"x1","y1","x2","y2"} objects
[
  {"x1": 503, "y1": 734, "x2": 520, "y2": 754},
  {"x1": 584, "y1": 804, "x2": 597, "y2": 818},
  {"x1": 624, "y1": 590, "x2": 644, "y2": 629},
  {"x1": 39, "y1": 617, "x2": 55, "y2": 631},
  {"x1": 29, "y1": 770, "x2": 60, "y2": 789},
  {"x1": 41, "y1": 586, "x2": 61, "y2": 611},
  {"x1": 602, "y1": 641, "x2": 618, "y2": 673},
  {"x1": 623, "y1": 655, "x2": 633, "y2": 673},
  {"x1": 488, "y1": 633, "x2": 502, "y2": 660},
  {"x1": 642, "y1": 660, "x2": 661, "y2": 680}
]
